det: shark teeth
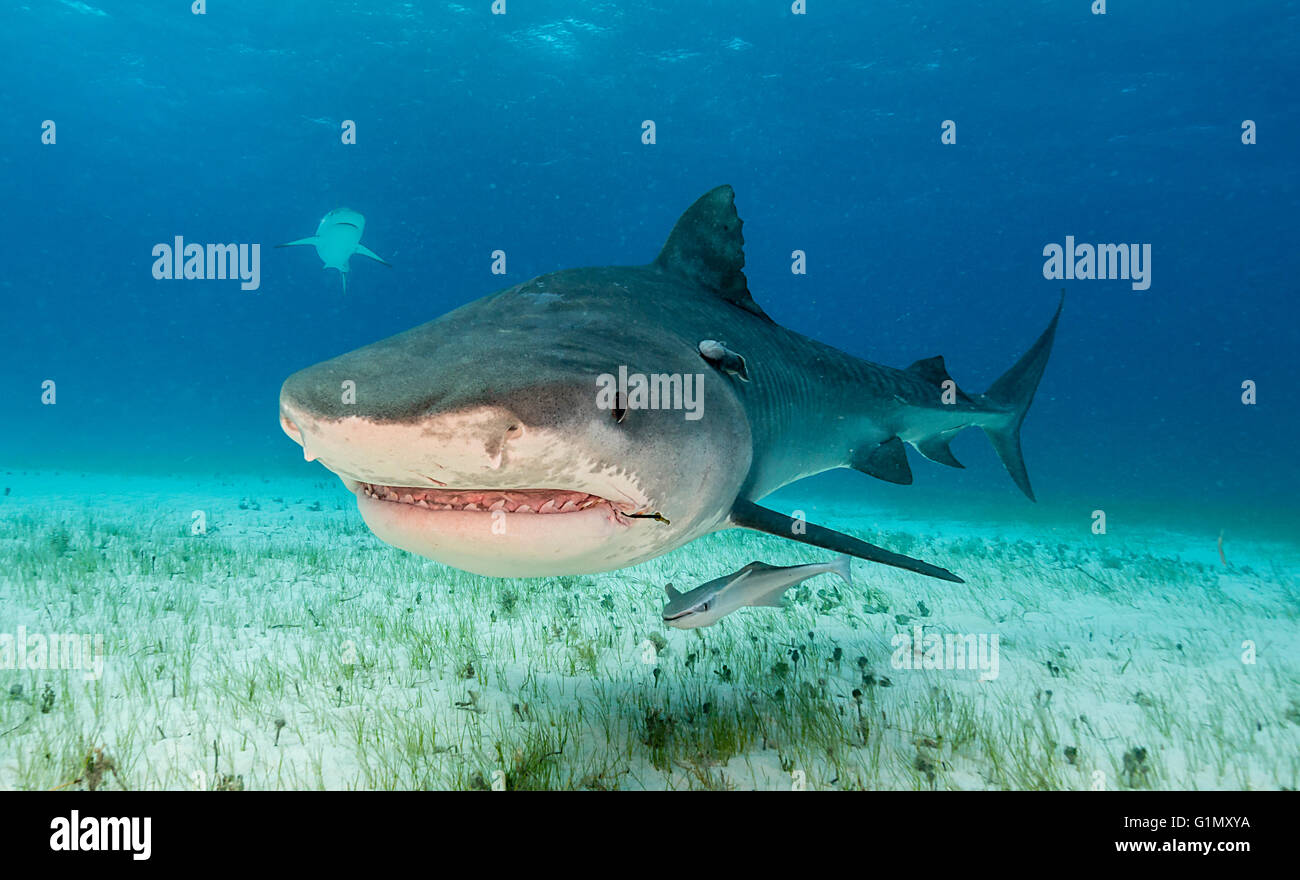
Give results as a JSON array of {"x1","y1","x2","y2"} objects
[{"x1": 356, "y1": 484, "x2": 631, "y2": 515}]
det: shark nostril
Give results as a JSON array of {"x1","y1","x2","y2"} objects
[
  {"x1": 279, "y1": 411, "x2": 318, "y2": 461},
  {"x1": 485, "y1": 422, "x2": 523, "y2": 469},
  {"x1": 483, "y1": 420, "x2": 524, "y2": 470},
  {"x1": 280, "y1": 413, "x2": 303, "y2": 444}
]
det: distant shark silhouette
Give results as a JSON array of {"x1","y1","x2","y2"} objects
[
  {"x1": 277, "y1": 208, "x2": 390, "y2": 292},
  {"x1": 279, "y1": 185, "x2": 1061, "y2": 582}
]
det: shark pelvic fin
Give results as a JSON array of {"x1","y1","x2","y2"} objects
[
  {"x1": 653, "y1": 185, "x2": 773, "y2": 322},
  {"x1": 729, "y1": 500, "x2": 964, "y2": 583},
  {"x1": 851, "y1": 436, "x2": 913, "y2": 484},
  {"x1": 978, "y1": 293, "x2": 1064, "y2": 502}
]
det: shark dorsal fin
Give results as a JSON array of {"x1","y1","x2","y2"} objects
[
  {"x1": 727, "y1": 568, "x2": 756, "y2": 587},
  {"x1": 906, "y1": 355, "x2": 972, "y2": 403},
  {"x1": 654, "y1": 185, "x2": 772, "y2": 322},
  {"x1": 906, "y1": 355, "x2": 951, "y2": 384}
]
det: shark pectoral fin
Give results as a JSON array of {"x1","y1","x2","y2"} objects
[
  {"x1": 751, "y1": 594, "x2": 786, "y2": 608},
  {"x1": 729, "y1": 500, "x2": 964, "y2": 583},
  {"x1": 355, "y1": 244, "x2": 392, "y2": 266},
  {"x1": 276, "y1": 237, "x2": 318, "y2": 248},
  {"x1": 851, "y1": 437, "x2": 913, "y2": 484},
  {"x1": 665, "y1": 583, "x2": 680, "y2": 598}
]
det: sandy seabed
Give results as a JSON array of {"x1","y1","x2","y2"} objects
[{"x1": 0, "y1": 469, "x2": 1296, "y2": 791}]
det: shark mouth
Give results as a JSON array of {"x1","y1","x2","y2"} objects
[
  {"x1": 355, "y1": 483, "x2": 641, "y2": 523},
  {"x1": 662, "y1": 598, "x2": 711, "y2": 622}
]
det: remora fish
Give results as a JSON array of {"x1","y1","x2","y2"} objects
[
  {"x1": 277, "y1": 207, "x2": 391, "y2": 292},
  {"x1": 279, "y1": 185, "x2": 1061, "y2": 582},
  {"x1": 663, "y1": 556, "x2": 852, "y2": 629}
]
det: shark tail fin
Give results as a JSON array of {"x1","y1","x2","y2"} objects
[
  {"x1": 979, "y1": 293, "x2": 1063, "y2": 502},
  {"x1": 830, "y1": 554, "x2": 853, "y2": 588}
]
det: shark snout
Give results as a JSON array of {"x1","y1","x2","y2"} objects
[{"x1": 278, "y1": 391, "x2": 534, "y2": 484}]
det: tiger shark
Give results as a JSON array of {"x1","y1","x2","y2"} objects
[
  {"x1": 279, "y1": 185, "x2": 1061, "y2": 582},
  {"x1": 277, "y1": 207, "x2": 391, "y2": 293}
]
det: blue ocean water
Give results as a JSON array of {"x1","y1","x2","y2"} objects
[{"x1": 2, "y1": 0, "x2": 1297, "y2": 529}]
